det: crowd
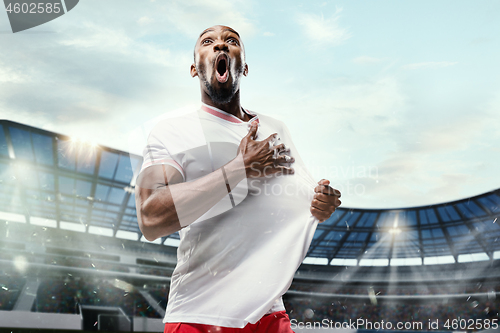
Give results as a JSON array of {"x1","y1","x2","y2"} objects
[
  {"x1": 284, "y1": 297, "x2": 499, "y2": 330},
  {"x1": 138, "y1": 267, "x2": 171, "y2": 276},
  {"x1": 0, "y1": 275, "x2": 25, "y2": 311},
  {"x1": 33, "y1": 278, "x2": 161, "y2": 318},
  {"x1": 290, "y1": 281, "x2": 500, "y2": 296},
  {"x1": 45, "y1": 257, "x2": 129, "y2": 273},
  {"x1": 3, "y1": 273, "x2": 499, "y2": 329},
  {"x1": 148, "y1": 286, "x2": 169, "y2": 310}
]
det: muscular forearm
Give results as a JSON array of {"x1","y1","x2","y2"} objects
[{"x1": 137, "y1": 155, "x2": 246, "y2": 240}]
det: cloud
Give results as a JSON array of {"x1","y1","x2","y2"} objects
[
  {"x1": 0, "y1": 3, "x2": 201, "y2": 150},
  {"x1": 160, "y1": 0, "x2": 256, "y2": 39},
  {"x1": 296, "y1": 7, "x2": 351, "y2": 47},
  {"x1": 0, "y1": 0, "x2": 258, "y2": 151},
  {"x1": 247, "y1": 75, "x2": 408, "y2": 195},
  {"x1": 137, "y1": 16, "x2": 155, "y2": 26},
  {"x1": 353, "y1": 109, "x2": 499, "y2": 208},
  {"x1": 248, "y1": 68, "x2": 499, "y2": 209},
  {"x1": 352, "y1": 56, "x2": 384, "y2": 64},
  {"x1": 0, "y1": 61, "x2": 31, "y2": 83},
  {"x1": 470, "y1": 38, "x2": 492, "y2": 45},
  {"x1": 402, "y1": 61, "x2": 458, "y2": 70},
  {"x1": 484, "y1": 89, "x2": 500, "y2": 140}
]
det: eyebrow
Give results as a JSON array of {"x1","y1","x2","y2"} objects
[
  {"x1": 199, "y1": 28, "x2": 240, "y2": 40},
  {"x1": 223, "y1": 28, "x2": 240, "y2": 37},
  {"x1": 199, "y1": 29, "x2": 214, "y2": 39}
]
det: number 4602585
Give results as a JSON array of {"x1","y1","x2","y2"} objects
[{"x1": 6, "y1": 2, "x2": 61, "y2": 14}]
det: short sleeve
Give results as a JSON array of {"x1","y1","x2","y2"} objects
[{"x1": 139, "y1": 121, "x2": 186, "y2": 181}]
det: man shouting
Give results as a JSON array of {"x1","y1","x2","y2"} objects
[{"x1": 135, "y1": 25, "x2": 341, "y2": 333}]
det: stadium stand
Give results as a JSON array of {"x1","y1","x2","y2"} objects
[
  {"x1": 0, "y1": 274, "x2": 26, "y2": 311},
  {"x1": 33, "y1": 277, "x2": 161, "y2": 318}
]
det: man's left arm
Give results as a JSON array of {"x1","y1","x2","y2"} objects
[{"x1": 310, "y1": 179, "x2": 342, "y2": 222}]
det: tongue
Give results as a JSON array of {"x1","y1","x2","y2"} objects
[
  {"x1": 216, "y1": 59, "x2": 228, "y2": 83},
  {"x1": 216, "y1": 70, "x2": 228, "y2": 83}
]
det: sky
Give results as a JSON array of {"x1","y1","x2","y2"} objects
[{"x1": 1, "y1": 0, "x2": 499, "y2": 209}]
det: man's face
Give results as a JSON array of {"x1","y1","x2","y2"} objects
[{"x1": 191, "y1": 25, "x2": 248, "y2": 104}]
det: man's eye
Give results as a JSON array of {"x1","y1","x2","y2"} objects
[
  {"x1": 227, "y1": 38, "x2": 238, "y2": 45},
  {"x1": 202, "y1": 39, "x2": 212, "y2": 44}
]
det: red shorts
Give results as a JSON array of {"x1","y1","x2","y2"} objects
[{"x1": 164, "y1": 311, "x2": 294, "y2": 333}]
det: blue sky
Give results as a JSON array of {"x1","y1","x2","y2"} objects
[{"x1": 1, "y1": 0, "x2": 499, "y2": 209}]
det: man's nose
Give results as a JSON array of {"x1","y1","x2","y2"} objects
[{"x1": 213, "y1": 41, "x2": 229, "y2": 52}]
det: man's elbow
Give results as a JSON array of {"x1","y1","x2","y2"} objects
[
  {"x1": 142, "y1": 230, "x2": 158, "y2": 242},
  {"x1": 138, "y1": 209, "x2": 160, "y2": 241},
  {"x1": 137, "y1": 206, "x2": 179, "y2": 241},
  {"x1": 138, "y1": 219, "x2": 162, "y2": 242}
]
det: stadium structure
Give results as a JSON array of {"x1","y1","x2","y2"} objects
[{"x1": 0, "y1": 119, "x2": 499, "y2": 332}]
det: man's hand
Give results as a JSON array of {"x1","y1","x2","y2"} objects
[
  {"x1": 311, "y1": 179, "x2": 341, "y2": 222},
  {"x1": 237, "y1": 122, "x2": 295, "y2": 178}
]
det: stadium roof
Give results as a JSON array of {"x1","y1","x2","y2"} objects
[
  {"x1": 308, "y1": 189, "x2": 500, "y2": 266},
  {"x1": 1, "y1": 120, "x2": 499, "y2": 266}
]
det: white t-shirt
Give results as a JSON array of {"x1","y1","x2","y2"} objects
[{"x1": 140, "y1": 104, "x2": 319, "y2": 328}]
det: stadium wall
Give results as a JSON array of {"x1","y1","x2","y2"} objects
[
  {"x1": 0, "y1": 310, "x2": 81, "y2": 329},
  {"x1": 0, "y1": 310, "x2": 167, "y2": 332}
]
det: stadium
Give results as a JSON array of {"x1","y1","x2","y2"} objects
[{"x1": 0, "y1": 119, "x2": 499, "y2": 332}]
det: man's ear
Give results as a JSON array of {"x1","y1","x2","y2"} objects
[
  {"x1": 243, "y1": 63, "x2": 248, "y2": 76},
  {"x1": 190, "y1": 64, "x2": 198, "y2": 78}
]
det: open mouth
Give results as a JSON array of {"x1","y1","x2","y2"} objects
[{"x1": 215, "y1": 53, "x2": 229, "y2": 83}]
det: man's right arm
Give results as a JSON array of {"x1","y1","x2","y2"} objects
[
  {"x1": 136, "y1": 156, "x2": 248, "y2": 241},
  {"x1": 135, "y1": 123, "x2": 294, "y2": 241}
]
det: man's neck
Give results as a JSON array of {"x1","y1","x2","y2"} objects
[{"x1": 201, "y1": 93, "x2": 250, "y2": 122}]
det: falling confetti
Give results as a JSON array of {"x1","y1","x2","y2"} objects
[
  {"x1": 111, "y1": 279, "x2": 134, "y2": 292},
  {"x1": 368, "y1": 287, "x2": 377, "y2": 305},
  {"x1": 304, "y1": 308, "x2": 314, "y2": 319},
  {"x1": 13, "y1": 256, "x2": 28, "y2": 273}
]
